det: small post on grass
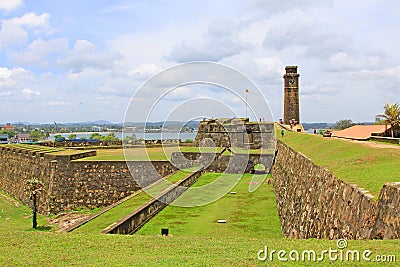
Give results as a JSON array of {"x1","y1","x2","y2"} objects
[
  {"x1": 161, "y1": 228, "x2": 169, "y2": 236},
  {"x1": 26, "y1": 179, "x2": 44, "y2": 229},
  {"x1": 32, "y1": 191, "x2": 37, "y2": 229}
]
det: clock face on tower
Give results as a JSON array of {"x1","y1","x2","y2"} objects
[{"x1": 289, "y1": 79, "x2": 295, "y2": 85}]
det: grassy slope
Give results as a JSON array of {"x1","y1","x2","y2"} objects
[
  {"x1": 0, "y1": 191, "x2": 48, "y2": 231},
  {"x1": 137, "y1": 173, "x2": 282, "y2": 238},
  {"x1": 277, "y1": 127, "x2": 400, "y2": 198},
  {"x1": 76, "y1": 170, "x2": 197, "y2": 233}
]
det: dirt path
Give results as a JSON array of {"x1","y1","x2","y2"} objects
[{"x1": 335, "y1": 138, "x2": 400, "y2": 149}]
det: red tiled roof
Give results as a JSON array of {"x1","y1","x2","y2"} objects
[
  {"x1": 1, "y1": 125, "x2": 14, "y2": 131},
  {"x1": 332, "y1": 125, "x2": 389, "y2": 140}
]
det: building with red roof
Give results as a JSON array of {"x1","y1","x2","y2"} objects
[{"x1": 332, "y1": 125, "x2": 392, "y2": 140}]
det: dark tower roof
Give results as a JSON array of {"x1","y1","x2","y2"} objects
[{"x1": 285, "y1": 66, "x2": 298, "y2": 74}]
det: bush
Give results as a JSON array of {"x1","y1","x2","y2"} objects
[{"x1": 334, "y1": 119, "x2": 354, "y2": 130}]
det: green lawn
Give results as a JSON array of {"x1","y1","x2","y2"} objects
[
  {"x1": 0, "y1": 230, "x2": 398, "y2": 266},
  {"x1": 1, "y1": 189, "x2": 399, "y2": 266},
  {"x1": 0, "y1": 190, "x2": 48, "y2": 231},
  {"x1": 75, "y1": 169, "x2": 198, "y2": 234},
  {"x1": 137, "y1": 173, "x2": 282, "y2": 238},
  {"x1": 277, "y1": 127, "x2": 400, "y2": 199},
  {"x1": 79, "y1": 146, "x2": 274, "y2": 161},
  {"x1": 79, "y1": 146, "x2": 225, "y2": 161}
]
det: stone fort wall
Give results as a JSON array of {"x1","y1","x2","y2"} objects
[
  {"x1": 272, "y1": 140, "x2": 400, "y2": 239},
  {"x1": 194, "y1": 118, "x2": 275, "y2": 150},
  {"x1": 1, "y1": 141, "x2": 399, "y2": 239},
  {"x1": 171, "y1": 151, "x2": 274, "y2": 174},
  {"x1": 0, "y1": 146, "x2": 176, "y2": 214}
]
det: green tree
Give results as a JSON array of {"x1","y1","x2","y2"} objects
[
  {"x1": 122, "y1": 134, "x2": 136, "y2": 144},
  {"x1": 90, "y1": 133, "x2": 103, "y2": 140},
  {"x1": 0, "y1": 129, "x2": 16, "y2": 139},
  {"x1": 30, "y1": 130, "x2": 44, "y2": 141},
  {"x1": 376, "y1": 102, "x2": 400, "y2": 138},
  {"x1": 104, "y1": 133, "x2": 117, "y2": 141},
  {"x1": 68, "y1": 134, "x2": 77, "y2": 140},
  {"x1": 54, "y1": 134, "x2": 65, "y2": 142},
  {"x1": 25, "y1": 179, "x2": 44, "y2": 229},
  {"x1": 334, "y1": 119, "x2": 354, "y2": 130}
]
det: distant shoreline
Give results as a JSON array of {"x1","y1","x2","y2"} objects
[
  {"x1": 51, "y1": 131, "x2": 119, "y2": 136},
  {"x1": 49, "y1": 131, "x2": 197, "y2": 141}
]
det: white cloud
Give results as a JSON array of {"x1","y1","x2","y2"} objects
[
  {"x1": 246, "y1": 0, "x2": 332, "y2": 14},
  {"x1": 347, "y1": 66, "x2": 400, "y2": 94},
  {"x1": 22, "y1": 88, "x2": 40, "y2": 97},
  {"x1": 326, "y1": 52, "x2": 387, "y2": 73},
  {"x1": 0, "y1": 1, "x2": 398, "y2": 123},
  {"x1": 9, "y1": 38, "x2": 69, "y2": 66},
  {"x1": 301, "y1": 82, "x2": 338, "y2": 96},
  {"x1": 96, "y1": 86, "x2": 118, "y2": 94},
  {"x1": 0, "y1": 12, "x2": 51, "y2": 49},
  {"x1": 237, "y1": 19, "x2": 269, "y2": 46},
  {"x1": 0, "y1": 91, "x2": 12, "y2": 97},
  {"x1": 128, "y1": 64, "x2": 161, "y2": 80},
  {"x1": 0, "y1": 0, "x2": 23, "y2": 11},
  {"x1": 6, "y1": 12, "x2": 50, "y2": 28},
  {"x1": 252, "y1": 56, "x2": 284, "y2": 81},
  {"x1": 57, "y1": 39, "x2": 121, "y2": 72},
  {"x1": 163, "y1": 87, "x2": 192, "y2": 101},
  {"x1": 99, "y1": 3, "x2": 135, "y2": 14},
  {"x1": 0, "y1": 67, "x2": 33, "y2": 88},
  {"x1": 221, "y1": 94, "x2": 242, "y2": 105},
  {"x1": 328, "y1": 52, "x2": 360, "y2": 71},
  {"x1": 196, "y1": 94, "x2": 211, "y2": 99},
  {"x1": 263, "y1": 10, "x2": 350, "y2": 58},
  {"x1": 0, "y1": 23, "x2": 28, "y2": 48},
  {"x1": 169, "y1": 19, "x2": 251, "y2": 62},
  {"x1": 46, "y1": 99, "x2": 70, "y2": 106}
]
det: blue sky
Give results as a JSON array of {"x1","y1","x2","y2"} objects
[{"x1": 0, "y1": 0, "x2": 399, "y2": 123}]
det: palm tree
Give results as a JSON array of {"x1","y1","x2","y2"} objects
[{"x1": 376, "y1": 102, "x2": 400, "y2": 138}]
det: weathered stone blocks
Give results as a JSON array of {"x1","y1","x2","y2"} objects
[
  {"x1": 0, "y1": 146, "x2": 176, "y2": 214},
  {"x1": 272, "y1": 140, "x2": 400, "y2": 239}
]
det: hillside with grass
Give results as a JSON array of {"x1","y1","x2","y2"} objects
[
  {"x1": 277, "y1": 127, "x2": 400, "y2": 199},
  {"x1": 75, "y1": 169, "x2": 196, "y2": 234}
]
